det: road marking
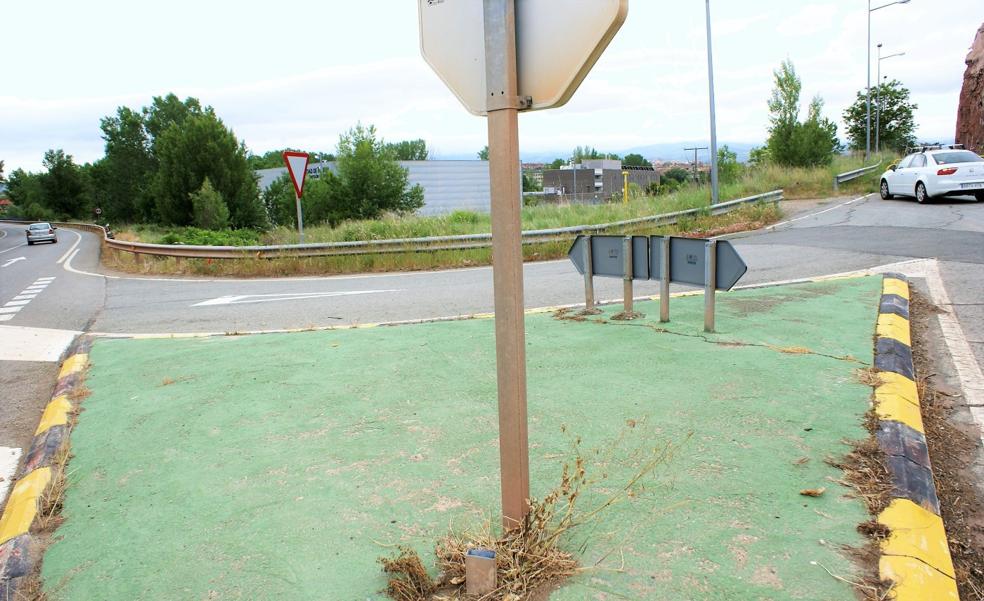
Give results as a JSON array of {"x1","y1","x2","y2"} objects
[
  {"x1": 13, "y1": 295, "x2": 38, "y2": 300},
  {"x1": 36, "y1": 277, "x2": 55, "y2": 282},
  {"x1": 0, "y1": 277, "x2": 56, "y2": 323},
  {"x1": 55, "y1": 230, "x2": 82, "y2": 265},
  {"x1": 3, "y1": 300, "x2": 30, "y2": 307},
  {"x1": 0, "y1": 325, "x2": 81, "y2": 362},
  {"x1": 1, "y1": 257, "x2": 25, "y2": 268},
  {"x1": 0, "y1": 447, "x2": 21, "y2": 509},
  {"x1": 0, "y1": 243, "x2": 26, "y2": 255},
  {"x1": 191, "y1": 289, "x2": 403, "y2": 307},
  {"x1": 767, "y1": 194, "x2": 872, "y2": 230}
]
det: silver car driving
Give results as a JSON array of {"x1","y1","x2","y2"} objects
[{"x1": 25, "y1": 222, "x2": 58, "y2": 245}]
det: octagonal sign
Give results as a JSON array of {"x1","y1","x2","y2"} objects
[{"x1": 419, "y1": 0, "x2": 628, "y2": 116}]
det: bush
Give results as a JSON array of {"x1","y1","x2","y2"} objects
[
  {"x1": 190, "y1": 178, "x2": 230, "y2": 230},
  {"x1": 158, "y1": 227, "x2": 260, "y2": 246}
]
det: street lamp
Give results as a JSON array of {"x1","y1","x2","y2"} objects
[
  {"x1": 875, "y1": 43, "x2": 905, "y2": 153},
  {"x1": 867, "y1": 0, "x2": 910, "y2": 162}
]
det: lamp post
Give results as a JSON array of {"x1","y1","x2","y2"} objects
[
  {"x1": 705, "y1": 0, "x2": 719, "y2": 205},
  {"x1": 867, "y1": 0, "x2": 910, "y2": 162},
  {"x1": 875, "y1": 43, "x2": 905, "y2": 153}
]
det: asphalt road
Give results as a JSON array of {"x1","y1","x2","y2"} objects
[{"x1": 1, "y1": 193, "x2": 982, "y2": 502}]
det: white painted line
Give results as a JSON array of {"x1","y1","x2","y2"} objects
[
  {"x1": 191, "y1": 289, "x2": 403, "y2": 307},
  {"x1": 55, "y1": 230, "x2": 81, "y2": 265},
  {"x1": 0, "y1": 315, "x2": 12, "y2": 322},
  {"x1": 0, "y1": 242, "x2": 26, "y2": 255},
  {"x1": 13, "y1": 295, "x2": 37, "y2": 301},
  {"x1": 2, "y1": 257, "x2": 26, "y2": 268},
  {"x1": 0, "y1": 307, "x2": 22, "y2": 314},
  {"x1": 0, "y1": 325, "x2": 81, "y2": 362},
  {"x1": 35, "y1": 276, "x2": 56, "y2": 281},
  {"x1": 4, "y1": 300, "x2": 30, "y2": 307},
  {"x1": 0, "y1": 447, "x2": 22, "y2": 508},
  {"x1": 767, "y1": 194, "x2": 872, "y2": 230}
]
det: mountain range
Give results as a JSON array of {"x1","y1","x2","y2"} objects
[{"x1": 436, "y1": 141, "x2": 761, "y2": 164}]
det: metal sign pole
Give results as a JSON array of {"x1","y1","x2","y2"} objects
[
  {"x1": 704, "y1": 240, "x2": 717, "y2": 332},
  {"x1": 484, "y1": 0, "x2": 530, "y2": 530},
  {"x1": 582, "y1": 236, "x2": 595, "y2": 311},
  {"x1": 660, "y1": 237, "x2": 671, "y2": 323},
  {"x1": 622, "y1": 236, "x2": 633, "y2": 314},
  {"x1": 295, "y1": 192, "x2": 305, "y2": 244}
]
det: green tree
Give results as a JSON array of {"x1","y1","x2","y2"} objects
[
  {"x1": 716, "y1": 145, "x2": 742, "y2": 184},
  {"x1": 6, "y1": 168, "x2": 47, "y2": 215},
  {"x1": 622, "y1": 153, "x2": 649, "y2": 167},
  {"x1": 0, "y1": 160, "x2": 5, "y2": 185},
  {"x1": 842, "y1": 80, "x2": 917, "y2": 153},
  {"x1": 190, "y1": 178, "x2": 230, "y2": 230},
  {"x1": 662, "y1": 167, "x2": 691, "y2": 184},
  {"x1": 324, "y1": 124, "x2": 424, "y2": 224},
  {"x1": 143, "y1": 94, "x2": 204, "y2": 148},
  {"x1": 40, "y1": 149, "x2": 89, "y2": 218},
  {"x1": 748, "y1": 146, "x2": 770, "y2": 166},
  {"x1": 386, "y1": 139, "x2": 429, "y2": 161},
  {"x1": 548, "y1": 158, "x2": 566, "y2": 170},
  {"x1": 246, "y1": 149, "x2": 333, "y2": 170},
  {"x1": 572, "y1": 146, "x2": 619, "y2": 162},
  {"x1": 765, "y1": 60, "x2": 839, "y2": 166},
  {"x1": 153, "y1": 112, "x2": 266, "y2": 228},
  {"x1": 477, "y1": 146, "x2": 489, "y2": 160},
  {"x1": 96, "y1": 106, "x2": 155, "y2": 221},
  {"x1": 522, "y1": 172, "x2": 542, "y2": 192}
]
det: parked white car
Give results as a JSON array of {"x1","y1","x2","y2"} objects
[{"x1": 880, "y1": 147, "x2": 984, "y2": 203}]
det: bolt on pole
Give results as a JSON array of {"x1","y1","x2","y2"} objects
[{"x1": 483, "y1": 0, "x2": 530, "y2": 530}]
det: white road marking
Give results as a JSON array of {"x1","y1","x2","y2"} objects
[
  {"x1": 2, "y1": 257, "x2": 26, "y2": 267},
  {"x1": 13, "y1": 295, "x2": 37, "y2": 301},
  {"x1": 0, "y1": 277, "x2": 56, "y2": 323},
  {"x1": 4, "y1": 300, "x2": 30, "y2": 307},
  {"x1": 0, "y1": 243, "x2": 26, "y2": 255},
  {"x1": 0, "y1": 447, "x2": 22, "y2": 508},
  {"x1": 56, "y1": 230, "x2": 82, "y2": 265},
  {"x1": 0, "y1": 307, "x2": 20, "y2": 314},
  {"x1": 192, "y1": 289, "x2": 403, "y2": 307},
  {"x1": 0, "y1": 315, "x2": 12, "y2": 322},
  {"x1": 36, "y1": 277, "x2": 56, "y2": 282},
  {"x1": 766, "y1": 194, "x2": 872, "y2": 230},
  {"x1": 0, "y1": 325, "x2": 81, "y2": 362}
]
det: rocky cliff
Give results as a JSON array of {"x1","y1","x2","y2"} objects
[{"x1": 955, "y1": 23, "x2": 984, "y2": 152}]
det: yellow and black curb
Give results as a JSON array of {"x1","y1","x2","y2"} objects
[
  {"x1": 0, "y1": 337, "x2": 91, "y2": 598},
  {"x1": 873, "y1": 274, "x2": 959, "y2": 600}
]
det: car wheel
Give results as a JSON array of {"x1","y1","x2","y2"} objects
[
  {"x1": 27, "y1": 240, "x2": 33, "y2": 246},
  {"x1": 915, "y1": 182, "x2": 930, "y2": 204},
  {"x1": 975, "y1": 192, "x2": 984, "y2": 202},
  {"x1": 880, "y1": 180, "x2": 893, "y2": 200}
]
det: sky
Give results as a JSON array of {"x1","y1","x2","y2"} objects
[{"x1": 2, "y1": 0, "x2": 982, "y2": 172}]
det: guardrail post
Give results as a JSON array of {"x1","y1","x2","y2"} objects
[
  {"x1": 660, "y1": 237, "x2": 671, "y2": 323},
  {"x1": 704, "y1": 240, "x2": 717, "y2": 333},
  {"x1": 582, "y1": 236, "x2": 597, "y2": 313}
]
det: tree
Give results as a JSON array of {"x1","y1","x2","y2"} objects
[
  {"x1": 386, "y1": 139, "x2": 429, "y2": 161},
  {"x1": 190, "y1": 178, "x2": 230, "y2": 230},
  {"x1": 247, "y1": 149, "x2": 334, "y2": 170},
  {"x1": 622, "y1": 153, "x2": 649, "y2": 167},
  {"x1": 153, "y1": 111, "x2": 266, "y2": 228},
  {"x1": 477, "y1": 146, "x2": 489, "y2": 160},
  {"x1": 571, "y1": 146, "x2": 619, "y2": 162},
  {"x1": 662, "y1": 167, "x2": 691, "y2": 184},
  {"x1": 40, "y1": 149, "x2": 89, "y2": 218},
  {"x1": 96, "y1": 106, "x2": 156, "y2": 221},
  {"x1": 842, "y1": 80, "x2": 917, "y2": 153},
  {"x1": 324, "y1": 124, "x2": 424, "y2": 224},
  {"x1": 143, "y1": 94, "x2": 204, "y2": 148},
  {"x1": 6, "y1": 169, "x2": 47, "y2": 217},
  {"x1": 765, "y1": 60, "x2": 839, "y2": 167},
  {"x1": 548, "y1": 158, "x2": 566, "y2": 170},
  {"x1": 0, "y1": 160, "x2": 5, "y2": 185},
  {"x1": 716, "y1": 145, "x2": 742, "y2": 184},
  {"x1": 522, "y1": 172, "x2": 542, "y2": 192}
]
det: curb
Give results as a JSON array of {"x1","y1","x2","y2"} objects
[
  {"x1": 0, "y1": 337, "x2": 91, "y2": 598},
  {"x1": 873, "y1": 274, "x2": 959, "y2": 600}
]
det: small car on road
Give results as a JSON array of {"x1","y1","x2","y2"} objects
[
  {"x1": 880, "y1": 146, "x2": 984, "y2": 203},
  {"x1": 25, "y1": 222, "x2": 58, "y2": 245}
]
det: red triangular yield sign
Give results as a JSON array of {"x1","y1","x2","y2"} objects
[{"x1": 282, "y1": 151, "x2": 310, "y2": 198}]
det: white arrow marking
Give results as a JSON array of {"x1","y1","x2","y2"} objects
[
  {"x1": 2, "y1": 257, "x2": 26, "y2": 268},
  {"x1": 191, "y1": 289, "x2": 402, "y2": 307}
]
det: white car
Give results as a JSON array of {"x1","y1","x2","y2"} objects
[{"x1": 880, "y1": 147, "x2": 984, "y2": 203}]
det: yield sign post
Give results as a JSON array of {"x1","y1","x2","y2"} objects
[
  {"x1": 283, "y1": 151, "x2": 310, "y2": 244},
  {"x1": 420, "y1": 0, "x2": 627, "y2": 530}
]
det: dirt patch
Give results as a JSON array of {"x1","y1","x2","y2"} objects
[{"x1": 911, "y1": 291, "x2": 984, "y2": 600}]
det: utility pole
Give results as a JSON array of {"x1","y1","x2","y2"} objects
[
  {"x1": 684, "y1": 146, "x2": 708, "y2": 184},
  {"x1": 705, "y1": 0, "x2": 719, "y2": 205}
]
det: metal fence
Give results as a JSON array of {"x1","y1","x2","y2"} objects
[
  {"x1": 2, "y1": 190, "x2": 782, "y2": 261},
  {"x1": 833, "y1": 162, "x2": 883, "y2": 193}
]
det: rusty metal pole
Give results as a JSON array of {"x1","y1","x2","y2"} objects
[{"x1": 484, "y1": 0, "x2": 530, "y2": 530}]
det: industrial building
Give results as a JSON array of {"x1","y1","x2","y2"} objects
[{"x1": 541, "y1": 159, "x2": 659, "y2": 202}]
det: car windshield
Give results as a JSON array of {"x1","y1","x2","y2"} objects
[
  {"x1": 933, "y1": 151, "x2": 984, "y2": 165},
  {"x1": 29, "y1": 223, "x2": 50, "y2": 230}
]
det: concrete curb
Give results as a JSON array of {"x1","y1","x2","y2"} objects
[
  {"x1": 873, "y1": 274, "x2": 959, "y2": 600},
  {"x1": 0, "y1": 337, "x2": 91, "y2": 598}
]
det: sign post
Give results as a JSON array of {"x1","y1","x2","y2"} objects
[{"x1": 282, "y1": 151, "x2": 310, "y2": 244}]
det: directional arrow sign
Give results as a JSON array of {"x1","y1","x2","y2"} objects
[
  {"x1": 2, "y1": 257, "x2": 26, "y2": 268},
  {"x1": 282, "y1": 151, "x2": 310, "y2": 198},
  {"x1": 649, "y1": 236, "x2": 747, "y2": 291},
  {"x1": 567, "y1": 236, "x2": 649, "y2": 279}
]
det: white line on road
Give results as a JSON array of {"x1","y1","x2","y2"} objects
[
  {"x1": 0, "y1": 242, "x2": 26, "y2": 255},
  {"x1": 56, "y1": 230, "x2": 82, "y2": 265},
  {"x1": 0, "y1": 447, "x2": 22, "y2": 508},
  {"x1": 766, "y1": 194, "x2": 872, "y2": 230},
  {"x1": 191, "y1": 289, "x2": 403, "y2": 307},
  {"x1": 0, "y1": 315, "x2": 12, "y2": 322},
  {"x1": 2, "y1": 257, "x2": 26, "y2": 268}
]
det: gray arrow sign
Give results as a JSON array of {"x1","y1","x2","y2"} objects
[
  {"x1": 649, "y1": 236, "x2": 747, "y2": 290},
  {"x1": 568, "y1": 235, "x2": 650, "y2": 279}
]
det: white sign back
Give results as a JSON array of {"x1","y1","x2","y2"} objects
[{"x1": 419, "y1": 0, "x2": 628, "y2": 116}]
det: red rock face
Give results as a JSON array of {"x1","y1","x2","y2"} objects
[{"x1": 955, "y1": 24, "x2": 984, "y2": 153}]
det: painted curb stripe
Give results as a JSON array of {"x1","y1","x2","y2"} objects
[
  {"x1": 35, "y1": 395, "x2": 72, "y2": 435},
  {"x1": 0, "y1": 467, "x2": 51, "y2": 546},
  {"x1": 873, "y1": 275, "x2": 958, "y2": 599},
  {"x1": 57, "y1": 352, "x2": 88, "y2": 379},
  {"x1": 22, "y1": 426, "x2": 66, "y2": 474}
]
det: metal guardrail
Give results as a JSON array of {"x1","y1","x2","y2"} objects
[
  {"x1": 3, "y1": 190, "x2": 782, "y2": 260},
  {"x1": 833, "y1": 162, "x2": 883, "y2": 192}
]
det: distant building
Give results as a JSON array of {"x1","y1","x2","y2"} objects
[
  {"x1": 255, "y1": 160, "x2": 491, "y2": 216},
  {"x1": 541, "y1": 159, "x2": 659, "y2": 202}
]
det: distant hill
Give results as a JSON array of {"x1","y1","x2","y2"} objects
[{"x1": 435, "y1": 141, "x2": 762, "y2": 164}]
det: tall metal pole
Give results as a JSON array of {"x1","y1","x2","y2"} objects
[
  {"x1": 483, "y1": 0, "x2": 530, "y2": 530},
  {"x1": 866, "y1": 0, "x2": 871, "y2": 163},
  {"x1": 705, "y1": 0, "x2": 719, "y2": 205},
  {"x1": 294, "y1": 192, "x2": 305, "y2": 244},
  {"x1": 875, "y1": 43, "x2": 881, "y2": 154}
]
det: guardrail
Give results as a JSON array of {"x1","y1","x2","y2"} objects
[
  {"x1": 3, "y1": 189, "x2": 782, "y2": 261},
  {"x1": 833, "y1": 162, "x2": 883, "y2": 193}
]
